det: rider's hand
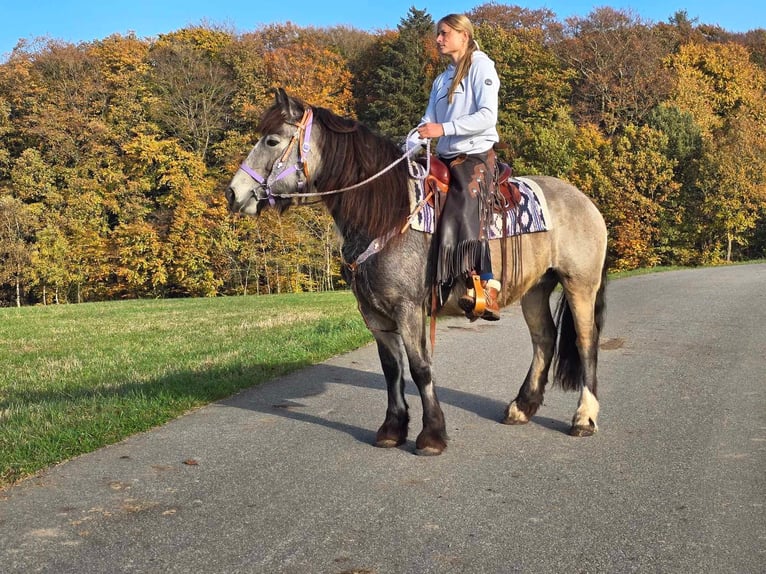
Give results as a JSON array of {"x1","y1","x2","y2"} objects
[{"x1": 417, "y1": 123, "x2": 444, "y2": 139}]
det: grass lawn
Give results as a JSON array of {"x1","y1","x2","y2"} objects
[{"x1": 0, "y1": 291, "x2": 370, "y2": 487}]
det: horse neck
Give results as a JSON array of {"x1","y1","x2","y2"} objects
[{"x1": 312, "y1": 117, "x2": 410, "y2": 242}]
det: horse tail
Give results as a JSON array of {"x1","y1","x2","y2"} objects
[{"x1": 553, "y1": 255, "x2": 607, "y2": 391}]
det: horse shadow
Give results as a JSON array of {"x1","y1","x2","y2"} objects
[{"x1": 218, "y1": 359, "x2": 570, "y2": 446}]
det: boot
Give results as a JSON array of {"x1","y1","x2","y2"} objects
[
  {"x1": 458, "y1": 285, "x2": 477, "y2": 315},
  {"x1": 458, "y1": 278, "x2": 501, "y2": 321},
  {"x1": 481, "y1": 279, "x2": 501, "y2": 321}
]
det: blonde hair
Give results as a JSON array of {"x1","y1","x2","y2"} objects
[{"x1": 438, "y1": 14, "x2": 478, "y2": 104}]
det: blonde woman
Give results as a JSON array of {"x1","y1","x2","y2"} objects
[{"x1": 412, "y1": 13, "x2": 501, "y2": 321}]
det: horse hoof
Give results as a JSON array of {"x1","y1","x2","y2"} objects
[
  {"x1": 415, "y1": 446, "x2": 444, "y2": 456},
  {"x1": 502, "y1": 401, "x2": 533, "y2": 425},
  {"x1": 375, "y1": 438, "x2": 404, "y2": 449},
  {"x1": 502, "y1": 416, "x2": 528, "y2": 425},
  {"x1": 415, "y1": 432, "x2": 447, "y2": 456},
  {"x1": 569, "y1": 425, "x2": 597, "y2": 437}
]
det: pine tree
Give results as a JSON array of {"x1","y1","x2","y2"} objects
[{"x1": 353, "y1": 7, "x2": 437, "y2": 140}]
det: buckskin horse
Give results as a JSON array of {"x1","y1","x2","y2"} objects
[{"x1": 226, "y1": 88, "x2": 608, "y2": 455}]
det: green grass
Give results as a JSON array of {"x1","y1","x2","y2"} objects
[
  {"x1": 0, "y1": 291, "x2": 371, "y2": 486},
  {"x1": 607, "y1": 264, "x2": 690, "y2": 280},
  {"x1": 607, "y1": 259, "x2": 766, "y2": 280}
]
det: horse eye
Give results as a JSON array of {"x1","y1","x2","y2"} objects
[{"x1": 266, "y1": 137, "x2": 280, "y2": 147}]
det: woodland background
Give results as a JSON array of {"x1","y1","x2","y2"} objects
[{"x1": 1, "y1": 3, "x2": 764, "y2": 305}]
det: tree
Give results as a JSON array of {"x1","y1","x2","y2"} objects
[
  {"x1": 668, "y1": 41, "x2": 766, "y2": 262},
  {"x1": 0, "y1": 97, "x2": 11, "y2": 178},
  {"x1": 644, "y1": 104, "x2": 705, "y2": 263},
  {"x1": 30, "y1": 221, "x2": 70, "y2": 304},
  {"x1": 608, "y1": 124, "x2": 680, "y2": 268},
  {"x1": 221, "y1": 34, "x2": 271, "y2": 127},
  {"x1": 148, "y1": 27, "x2": 237, "y2": 161},
  {"x1": 122, "y1": 134, "x2": 221, "y2": 296},
  {"x1": 477, "y1": 23, "x2": 572, "y2": 124},
  {"x1": 566, "y1": 123, "x2": 678, "y2": 270},
  {"x1": 668, "y1": 42, "x2": 764, "y2": 136},
  {"x1": 262, "y1": 40, "x2": 353, "y2": 114},
  {"x1": 697, "y1": 114, "x2": 766, "y2": 261},
  {"x1": 474, "y1": 22, "x2": 573, "y2": 165},
  {"x1": 0, "y1": 195, "x2": 35, "y2": 306},
  {"x1": 353, "y1": 7, "x2": 438, "y2": 139},
  {"x1": 468, "y1": 2, "x2": 564, "y2": 43},
  {"x1": 112, "y1": 221, "x2": 168, "y2": 297},
  {"x1": 88, "y1": 33, "x2": 153, "y2": 139},
  {"x1": 558, "y1": 7, "x2": 674, "y2": 133}
]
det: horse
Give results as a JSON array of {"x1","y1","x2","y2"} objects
[{"x1": 226, "y1": 88, "x2": 608, "y2": 455}]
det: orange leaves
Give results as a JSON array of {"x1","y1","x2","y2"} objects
[{"x1": 263, "y1": 41, "x2": 353, "y2": 115}]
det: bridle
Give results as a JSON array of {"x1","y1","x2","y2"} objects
[
  {"x1": 237, "y1": 108, "x2": 314, "y2": 206},
  {"x1": 237, "y1": 112, "x2": 427, "y2": 205}
]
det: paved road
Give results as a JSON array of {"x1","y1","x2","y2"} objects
[{"x1": 1, "y1": 265, "x2": 764, "y2": 573}]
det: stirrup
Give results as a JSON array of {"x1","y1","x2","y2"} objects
[
  {"x1": 471, "y1": 275, "x2": 486, "y2": 316},
  {"x1": 458, "y1": 275, "x2": 483, "y2": 314}
]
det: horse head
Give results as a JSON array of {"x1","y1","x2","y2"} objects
[{"x1": 226, "y1": 88, "x2": 319, "y2": 215}]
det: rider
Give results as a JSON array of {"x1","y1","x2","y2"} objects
[{"x1": 409, "y1": 13, "x2": 501, "y2": 321}]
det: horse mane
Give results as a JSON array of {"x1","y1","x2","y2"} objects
[{"x1": 257, "y1": 98, "x2": 411, "y2": 240}]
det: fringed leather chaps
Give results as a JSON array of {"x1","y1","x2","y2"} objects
[{"x1": 436, "y1": 149, "x2": 497, "y2": 301}]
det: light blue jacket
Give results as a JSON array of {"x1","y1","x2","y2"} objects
[{"x1": 411, "y1": 50, "x2": 500, "y2": 158}]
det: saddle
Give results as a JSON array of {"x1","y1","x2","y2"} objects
[
  {"x1": 418, "y1": 154, "x2": 520, "y2": 209},
  {"x1": 496, "y1": 162, "x2": 522, "y2": 209},
  {"x1": 416, "y1": 155, "x2": 450, "y2": 197}
]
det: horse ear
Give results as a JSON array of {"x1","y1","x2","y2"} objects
[
  {"x1": 274, "y1": 87, "x2": 303, "y2": 122},
  {"x1": 274, "y1": 87, "x2": 289, "y2": 108}
]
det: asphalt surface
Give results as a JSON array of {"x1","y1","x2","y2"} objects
[{"x1": 1, "y1": 264, "x2": 764, "y2": 574}]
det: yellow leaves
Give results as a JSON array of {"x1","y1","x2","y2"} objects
[
  {"x1": 88, "y1": 34, "x2": 151, "y2": 86},
  {"x1": 112, "y1": 222, "x2": 168, "y2": 294},
  {"x1": 154, "y1": 26, "x2": 234, "y2": 57},
  {"x1": 123, "y1": 135, "x2": 208, "y2": 201},
  {"x1": 669, "y1": 42, "x2": 766, "y2": 136}
]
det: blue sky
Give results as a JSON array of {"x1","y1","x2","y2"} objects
[{"x1": 2, "y1": 1, "x2": 764, "y2": 59}]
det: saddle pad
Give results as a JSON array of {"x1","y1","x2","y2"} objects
[{"x1": 408, "y1": 176, "x2": 550, "y2": 238}]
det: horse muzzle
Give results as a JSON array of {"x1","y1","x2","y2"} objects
[{"x1": 225, "y1": 183, "x2": 259, "y2": 214}]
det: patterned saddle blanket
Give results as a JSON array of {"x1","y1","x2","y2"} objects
[{"x1": 408, "y1": 176, "x2": 551, "y2": 238}]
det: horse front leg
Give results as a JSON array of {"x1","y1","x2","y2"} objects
[
  {"x1": 372, "y1": 332, "x2": 409, "y2": 448},
  {"x1": 400, "y1": 307, "x2": 447, "y2": 456},
  {"x1": 504, "y1": 280, "x2": 557, "y2": 425},
  {"x1": 409, "y1": 361, "x2": 446, "y2": 456}
]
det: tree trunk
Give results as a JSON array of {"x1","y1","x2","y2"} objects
[{"x1": 727, "y1": 232, "x2": 733, "y2": 262}]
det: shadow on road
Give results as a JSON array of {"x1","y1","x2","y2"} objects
[{"x1": 219, "y1": 362, "x2": 572, "y2": 446}]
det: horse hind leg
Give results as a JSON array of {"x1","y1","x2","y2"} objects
[
  {"x1": 558, "y1": 274, "x2": 606, "y2": 437},
  {"x1": 373, "y1": 332, "x2": 410, "y2": 448},
  {"x1": 504, "y1": 275, "x2": 557, "y2": 425}
]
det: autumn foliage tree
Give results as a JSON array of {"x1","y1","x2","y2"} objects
[{"x1": 667, "y1": 41, "x2": 766, "y2": 262}]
